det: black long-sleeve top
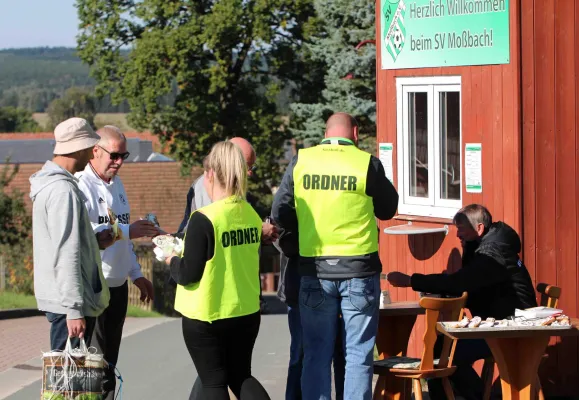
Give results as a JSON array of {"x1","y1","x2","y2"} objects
[{"x1": 170, "y1": 212, "x2": 215, "y2": 286}]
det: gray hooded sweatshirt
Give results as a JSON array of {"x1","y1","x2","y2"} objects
[{"x1": 30, "y1": 161, "x2": 109, "y2": 319}]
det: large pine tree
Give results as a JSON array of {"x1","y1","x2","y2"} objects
[{"x1": 290, "y1": 0, "x2": 377, "y2": 152}]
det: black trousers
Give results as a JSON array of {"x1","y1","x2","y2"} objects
[
  {"x1": 428, "y1": 335, "x2": 492, "y2": 400},
  {"x1": 182, "y1": 312, "x2": 271, "y2": 400},
  {"x1": 93, "y1": 281, "x2": 128, "y2": 400}
]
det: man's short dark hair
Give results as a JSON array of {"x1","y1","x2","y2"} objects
[{"x1": 453, "y1": 204, "x2": 493, "y2": 231}]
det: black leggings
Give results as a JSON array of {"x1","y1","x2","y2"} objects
[{"x1": 182, "y1": 312, "x2": 271, "y2": 400}]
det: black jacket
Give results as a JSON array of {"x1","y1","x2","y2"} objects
[
  {"x1": 271, "y1": 140, "x2": 399, "y2": 279},
  {"x1": 273, "y1": 226, "x2": 300, "y2": 306},
  {"x1": 410, "y1": 221, "x2": 537, "y2": 319}
]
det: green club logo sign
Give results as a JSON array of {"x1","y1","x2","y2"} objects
[{"x1": 383, "y1": 0, "x2": 407, "y2": 62}]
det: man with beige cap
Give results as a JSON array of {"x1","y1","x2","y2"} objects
[{"x1": 29, "y1": 117, "x2": 110, "y2": 352}]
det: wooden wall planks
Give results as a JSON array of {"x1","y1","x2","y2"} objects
[
  {"x1": 376, "y1": 0, "x2": 579, "y2": 394},
  {"x1": 375, "y1": 0, "x2": 521, "y2": 361}
]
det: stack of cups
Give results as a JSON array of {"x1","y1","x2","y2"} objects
[{"x1": 380, "y1": 290, "x2": 391, "y2": 307}]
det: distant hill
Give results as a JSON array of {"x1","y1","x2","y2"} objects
[
  {"x1": 0, "y1": 46, "x2": 292, "y2": 114},
  {"x1": 0, "y1": 47, "x2": 128, "y2": 113}
]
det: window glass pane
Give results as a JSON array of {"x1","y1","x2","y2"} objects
[
  {"x1": 439, "y1": 91, "x2": 461, "y2": 200},
  {"x1": 408, "y1": 92, "x2": 428, "y2": 197}
]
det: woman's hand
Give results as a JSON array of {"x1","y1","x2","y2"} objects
[{"x1": 165, "y1": 252, "x2": 178, "y2": 266}]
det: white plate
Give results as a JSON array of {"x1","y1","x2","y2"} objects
[{"x1": 440, "y1": 321, "x2": 572, "y2": 332}]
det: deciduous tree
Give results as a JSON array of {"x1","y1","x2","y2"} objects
[
  {"x1": 46, "y1": 86, "x2": 97, "y2": 128},
  {"x1": 77, "y1": 0, "x2": 322, "y2": 203}
]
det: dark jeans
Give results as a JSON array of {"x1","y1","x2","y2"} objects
[
  {"x1": 182, "y1": 312, "x2": 271, "y2": 400},
  {"x1": 286, "y1": 305, "x2": 345, "y2": 400},
  {"x1": 45, "y1": 312, "x2": 96, "y2": 351},
  {"x1": 93, "y1": 282, "x2": 128, "y2": 400},
  {"x1": 428, "y1": 336, "x2": 492, "y2": 400}
]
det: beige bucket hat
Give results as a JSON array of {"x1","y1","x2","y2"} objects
[{"x1": 53, "y1": 117, "x2": 101, "y2": 155}]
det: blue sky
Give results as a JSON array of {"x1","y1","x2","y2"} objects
[{"x1": 0, "y1": 0, "x2": 79, "y2": 49}]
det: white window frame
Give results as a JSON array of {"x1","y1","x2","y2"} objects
[{"x1": 396, "y1": 76, "x2": 462, "y2": 219}]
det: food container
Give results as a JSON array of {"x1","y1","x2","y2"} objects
[
  {"x1": 152, "y1": 235, "x2": 183, "y2": 261},
  {"x1": 144, "y1": 213, "x2": 160, "y2": 228},
  {"x1": 380, "y1": 290, "x2": 391, "y2": 306}
]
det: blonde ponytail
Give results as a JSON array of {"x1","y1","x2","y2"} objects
[{"x1": 205, "y1": 141, "x2": 248, "y2": 199}]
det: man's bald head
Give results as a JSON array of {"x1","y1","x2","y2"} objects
[
  {"x1": 325, "y1": 113, "x2": 359, "y2": 144},
  {"x1": 97, "y1": 125, "x2": 126, "y2": 147},
  {"x1": 229, "y1": 137, "x2": 256, "y2": 172}
]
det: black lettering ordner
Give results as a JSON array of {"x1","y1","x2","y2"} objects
[
  {"x1": 222, "y1": 227, "x2": 260, "y2": 248},
  {"x1": 311, "y1": 174, "x2": 321, "y2": 189},
  {"x1": 302, "y1": 174, "x2": 357, "y2": 191}
]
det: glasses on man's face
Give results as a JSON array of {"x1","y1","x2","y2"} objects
[
  {"x1": 99, "y1": 146, "x2": 130, "y2": 161},
  {"x1": 248, "y1": 164, "x2": 257, "y2": 173}
]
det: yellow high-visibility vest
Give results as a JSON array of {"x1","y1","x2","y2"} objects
[
  {"x1": 293, "y1": 140, "x2": 377, "y2": 257},
  {"x1": 174, "y1": 196, "x2": 262, "y2": 322}
]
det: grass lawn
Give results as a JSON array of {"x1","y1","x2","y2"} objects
[
  {"x1": 126, "y1": 305, "x2": 163, "y2": 318},
  {"x1": 0, "y1": 290, "x2": 37, "y2": 310},
  {"x1": 0, "y1": 290, "x2": 162, "y2": 318}
]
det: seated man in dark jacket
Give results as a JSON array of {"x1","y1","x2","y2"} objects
[{"x1": 387, "y1": 204, "x2": 537, "y2": 400}]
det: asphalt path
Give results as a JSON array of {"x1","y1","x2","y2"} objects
[{"x1": 6, "y1": 314, "x2": 291, "y2": 399}]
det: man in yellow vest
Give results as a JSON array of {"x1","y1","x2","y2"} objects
[{"x1": 272, "y1": 113, "x2": 398, "y2": 400}]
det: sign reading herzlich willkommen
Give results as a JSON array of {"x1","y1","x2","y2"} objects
[{"x1": 381, "y1": 0, "x2": 510, "y2": 69}]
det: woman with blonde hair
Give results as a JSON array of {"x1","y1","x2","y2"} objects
[{"x1": 166, "y1": 141, "x2": 271, "y2": 400}]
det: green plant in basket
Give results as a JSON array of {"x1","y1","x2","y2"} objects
[
  {"x1": 42, "y1": 392, "x2": 66, "y2": 400},
  {"x1": 75, "y1": 394, "x2": 103, "y2": 400}
]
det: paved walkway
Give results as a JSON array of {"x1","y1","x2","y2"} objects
[
  {"x1": 1, "y1": 313, "x2": 414, "y2": 400},
  {"x1": 0, "y1": 315, "x2": 171, "y2": 399},
  {"x1": 0, "y1": 316, "x2": 49, "y2": 373}
]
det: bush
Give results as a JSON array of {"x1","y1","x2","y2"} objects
[
  {"x1": 2, "y1": 240, "x2": 34, "y2": 294},
  {"x1": 0, "y1": 106, "x2": 40, "y2": 132},
  {"x1": 0, "y1": 163, "x2": 33, "y2": 294}
]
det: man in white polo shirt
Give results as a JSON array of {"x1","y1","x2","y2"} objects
[{"x1": 76, "y1": 125, "x2": 159, "y2": 400}]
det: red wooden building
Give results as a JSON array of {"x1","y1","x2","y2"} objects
[{"x1": 375, "y1": 0, "x2": 579, "y2": 395}]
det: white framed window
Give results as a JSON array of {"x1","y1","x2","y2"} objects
[{"x1": 396, "y1": 76, "x2": 462, "y2": 219}]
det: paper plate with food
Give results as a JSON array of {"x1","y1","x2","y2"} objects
[
  {"x1": 152, "y1": 234, "x2": 184, "y2": 261},
  {"x1": 442, "y1": 314, "x2": 571, "y2": 331}
]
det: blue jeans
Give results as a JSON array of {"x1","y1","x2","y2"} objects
[
  {"x1": 45, "y1": 312, "x2": 96, "y2": 351},
  {"x1": 286, "y1": 305, "x2": 345, "y2": 400},
  {"x1": 299, "y1": 274, "x2": 380, "y2": 400}
]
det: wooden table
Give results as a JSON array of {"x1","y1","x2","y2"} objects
[
  {"x1": 373, "y1": 301, "x2": 425, "y2": 400},
  {"x1": 437, "y1": 319, "x2": 579, "y2": 400}
]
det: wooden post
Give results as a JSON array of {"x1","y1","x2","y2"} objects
[
  {"x1": 0, "y1": 255, "x2": 5, "y2": 291},
  {"x1": 265, "y1": 273, "x2": 274, "y2": 292}
]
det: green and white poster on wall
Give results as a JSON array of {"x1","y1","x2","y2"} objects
[{"x1": 381, "y1": 0, "x2": 510, "y2": 69}]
